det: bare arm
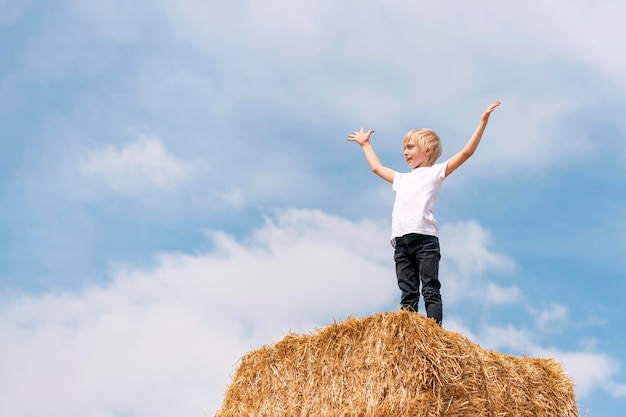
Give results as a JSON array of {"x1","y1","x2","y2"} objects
[
  {"x1": 347, "y1": 128, "x2": 396, "y2": 183},
  {"x1": 445, "y1": 101, "x2": 501, "y2": 177}
]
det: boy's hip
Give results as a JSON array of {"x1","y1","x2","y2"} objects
[{"x1": 393, "y1": 233, "x2": 440, "y2": 255}]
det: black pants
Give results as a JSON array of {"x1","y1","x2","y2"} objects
[{"x1": 394, "y1": 233, "x2": 442, "y2": 325}]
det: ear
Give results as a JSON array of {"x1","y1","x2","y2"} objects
[{"x1": 425, "y1": 147, "x2": 433, "y2": 156}]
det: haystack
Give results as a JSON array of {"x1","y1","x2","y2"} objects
[{"x1": 215, "y1": 311, "x2": 579, "y2": 417}]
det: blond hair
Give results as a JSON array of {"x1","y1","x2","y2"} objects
[{"x1": 402, "y1": 128, "x2": 442, "y2": 166}]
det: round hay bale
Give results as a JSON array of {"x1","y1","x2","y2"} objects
[{"x1": 215, "y1": 311, "x2": 579, "y2": 417}]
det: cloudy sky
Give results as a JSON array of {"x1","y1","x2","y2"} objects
[{"x1": 1, "y1": 1, "x2": 625, "y2": 416}]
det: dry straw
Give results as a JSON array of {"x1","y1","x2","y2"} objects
[{"x1": 215, "y1": 311, "x2": 579, "y2": 417}]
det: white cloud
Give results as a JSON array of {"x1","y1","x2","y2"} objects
[
  {"x1": 536, "y1": 1, "x2": 626, "y2": 92},
  {"x1": 79, "y1": 135, "x2": 193, "y2": 196},
  {"x1": 607, "y1": 382, "x2": 626, "y2": 398},
  {"x1": 535, "y1": 348, "x2": 624, "y2": 399},
  {"x1": 0, "y1": 209, "x2": 396, "y2": 417},
  {"x1": 439, "y1": 220, "x2": 515, "y2": 303},
  {"x1": 480, "y1": 324, "x2": 538, "y2": 354},
  {"x1": 160, "y1": 0, "x2": 626, "y2": 114},
  {"x1": 486, "y1": 283, "x2": 522, "y2": 305},
  {"x1": 466, "y1": 322, "x2": 626, "y2": 399},
  {"x1": 533, "y1": 303, "x2": 569, "y2": 333},
  {"x1": 217, "y1": 187, "x2": 245, "y2": 209},
  {"x1": 16, "y1": 0, "x2": 625, "y2": 207},
  {"x1": 468, "y1": 97, "x2": 588, "y2": 175},
  {"x1": 332, "y1": 87, "x2": 405, "y2": 124},
  {"x1": 459, "y1": 317, "x2": 626, "y2": 400},
  {"x1": 1, "y1": 209, "x2": 620, "y2": 417},
  {"x1": 444, "y1": 317, "x2": 478, "y2": 341}
]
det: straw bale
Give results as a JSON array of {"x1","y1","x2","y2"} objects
[{"x1": 215, "y1": 311, "x2": 579, "y2": 417}]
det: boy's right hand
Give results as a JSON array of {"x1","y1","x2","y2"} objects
[{"x1": 347, "y1": 127, "x2": 375, "y2": 146}]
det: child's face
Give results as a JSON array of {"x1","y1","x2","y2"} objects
[{"x1": 403, "y1": 138, "x2": 432, "y2": 169}]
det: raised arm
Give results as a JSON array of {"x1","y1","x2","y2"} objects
[
  {"x1": 348, "y1": 127, "x2": 396, "y2": 183},
  {"x1": 445, "y1": 101, "x2": 501, "y2": 177}
]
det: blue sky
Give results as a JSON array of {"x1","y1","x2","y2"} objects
[{"x1": 1, "y1": 1, "x2": 625, "y2": 416}]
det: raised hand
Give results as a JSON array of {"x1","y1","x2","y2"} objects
[
  {"x1": 347, "y1": 127, "x2": 375, "y2": 146},
  {"x1": 481, "y1": 101, "x2": 501, "y2": 122},
  {"x1": 445, "y1": 100, "x2": 501, "y2": 177}
]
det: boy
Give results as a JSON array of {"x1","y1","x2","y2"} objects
[{"x1": 347, "y1": 101, "x2": 501, "y2": 325}]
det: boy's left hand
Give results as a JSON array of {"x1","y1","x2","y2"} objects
[{"x1": 481, "y1": 101, "x2": 501, "y2": 122}]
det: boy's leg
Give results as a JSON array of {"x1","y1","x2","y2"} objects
[
  {"x1": 416, "y1": 236, "x2": 442, "y2": 324},
  {"x1": 394, "y1": 237, "x2": 420, "y2": 312}
]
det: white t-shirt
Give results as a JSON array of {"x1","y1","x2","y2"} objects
[{"x1": 391, "y1": 161, "x2": 448, "y2": 243}]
